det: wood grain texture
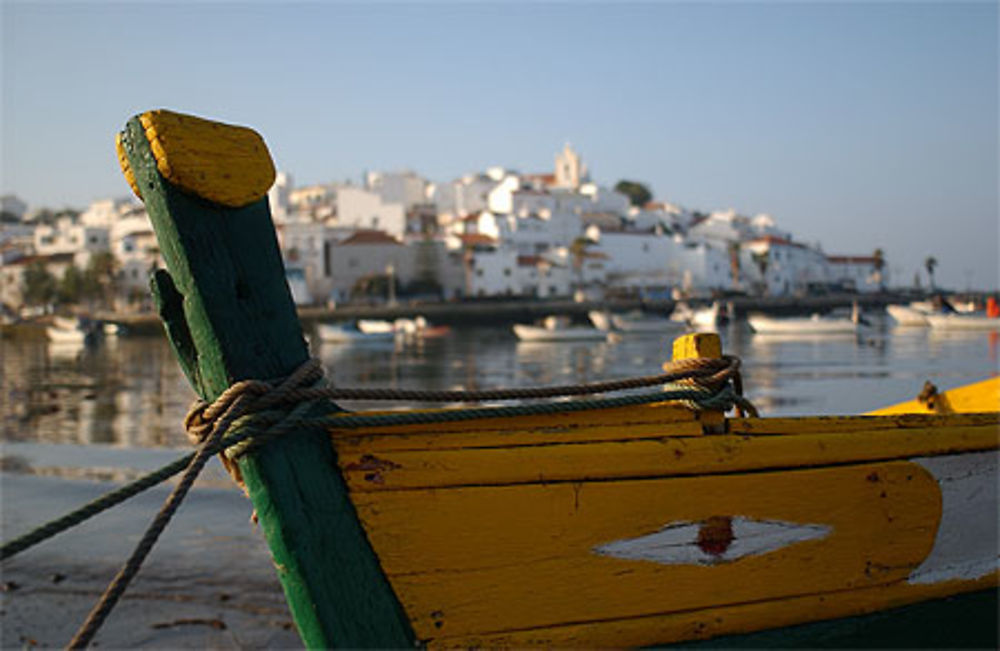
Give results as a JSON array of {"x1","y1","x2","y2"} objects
[
  {"x1": 330, "y1": 401, "x2": 701, "y2": 453},
  {"x1": 119, "y1": 114, "x2": 413, "y2": 648},
  {"x1": 353, "y1": 460, "x2": 947, "y2": 642},
  {"x1": 336, "y1": 415, "x2": 998, "y2": 491}
]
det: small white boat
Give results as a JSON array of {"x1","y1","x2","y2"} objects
[
  {"x1": 925, "y1": 312, "x2": 1000, "y2": 331},
  {"x1": 690, "y1": 302, "x2": 724, "y2": 329},
  {"x1": 102, "y1": 322, "x2": 124, "y2": 337},
  {"x1": 316, "y1": 322, "x2": 396, "y2": 343},
  {"x1": 47, "y1": 316, "x2": 96, "y2": 344},
  {"x1": 587, "y1": 311, "x2": 614, "y2": 332},
  {"x1": 887, "y1": 304, "x2": 931, "y2": 327},
  {"x1": 53, "y1": 315, "x2": 82, "y2": 331},
  {"x1": 46, "y1": 325, "x2": 90, "y2": 344},
  {"x1": 513, "y1": 316, "x2": 609, "y2": 342},
  {"x1": 748, "y1": 312, "x2": 858, "y2": 335},
  {"x1": 357, "y1": 319, "x2": 396, "y2": 335},
  {"x1": 592, "y1": 310, "x2": 686, "y2": 335}
]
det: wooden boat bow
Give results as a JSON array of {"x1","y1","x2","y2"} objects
[{"x1": 117, "y1": 109, "x2": 416, "y2": 648}]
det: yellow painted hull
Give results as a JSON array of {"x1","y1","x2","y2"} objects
[{"x1": 330, "y1": 396, "x2": 999, "y2": 647}]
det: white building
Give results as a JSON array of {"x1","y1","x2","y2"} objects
[
  {"x1": 466, "y1": 247, "x2": 571, "y2": 299},
  {"x1": 588, "y1": 227, "x2": 730, "y2": 295},
  {"x1": 268, "y1": 171, "x2": 294, "y2": 223},
  {"x1": 486, "y1": 175, "x2": 522, "y2": 214},
  {"x1": 366, "y1": 171, "x2": 428, "y2": 211},
  {"x1": 110, "y1": 206, "x2": 162, "y2": 298},
  {"x1": 336, "y1": 186, "x2": 406, "y2": 238},
  {"x1": 79, "y1": 197, "x2": 136, "y2": 228},
  {"x1": 579, "y1": 183, "x2": 630, "y2": 214},
  {"x1": 827, "y1": 254, "x2": 887, "y2": 293},
  {"x1": 429, "y1": 174, "x2": 497, "y2": 222},
  {"x1": 687, "y1": 209, "x2": 789, "y2": 247},
  {"x1": 742, "y1": 236, "x2": 832, "y2": 296},
  {"x1": 34, "y1": 217, "x2": 109, "y2": 268}
]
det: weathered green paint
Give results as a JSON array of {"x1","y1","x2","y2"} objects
[{"x1": 119, "y1": 115, "x2": 415, "y2": 648}]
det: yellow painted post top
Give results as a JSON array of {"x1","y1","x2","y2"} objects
[
  {"x1": 116, "y1": 109, "x2": 276, "y2": 208},
  {"x1": 669, "y1": 332, "x2": 725, "y2": 433},
  {"x1": 671, "y1": 332, "x2": 722, "y2": 362}
]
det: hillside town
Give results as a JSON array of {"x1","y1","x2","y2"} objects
[{"x1": 1, "y1": 145, "x2": 889, "y2": 317}]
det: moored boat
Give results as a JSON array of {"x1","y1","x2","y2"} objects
[
  {"x1": 103, "y1": 110, "x2": 998, "y2": 649},
  {"x1": 316, "y1": 322, "x2": 396, "y2": 343},
  {"x1": 748, "y1": 304, "x2": 865, "y2": 335},
  {"x1": 357, "y1": 319, "x2": 396, "y2": 335},
  {"x1": 925, "y1": 312, "x2": 1000, "y2": 331},
  {"x1": 748, "y1": 313, "x2": 858, "y2": 335},
  {"x1": 589, "y1": 310, "x2": 685, "y2": 335},
  {"x1": 512, "y1": 318, "x2": 609, "y2": 342},
  {"x1": 46, "y1": 316, "x2": 96, "y2": 345},
  {"x1": 689, "y1": 301, "x2": 725, "y2": 329},
  {"x1": 886, "y1": 303, "x2": 931, "y2": 327}
]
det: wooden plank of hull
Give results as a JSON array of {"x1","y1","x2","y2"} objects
[
  {"x1": 351, "y1": 454, "x2": 998, "y2": 644},
  {"x1": 330, "y1": 401, "x2": 702, "y2": 454},
  {"x1": 335, "y1": 414, "x2": 998, "y2": 491}
]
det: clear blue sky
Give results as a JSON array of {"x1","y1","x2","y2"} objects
[{"x1": 2, "y1": 2, "x2": 997, "y2": 290}]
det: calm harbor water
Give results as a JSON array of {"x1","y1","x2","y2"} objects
[{"x1": 2, "y1": 316, "x2": 998, "y2": 458}]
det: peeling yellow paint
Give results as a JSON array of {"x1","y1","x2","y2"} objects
[
  {"x1": 137, "y1": 109, "x2": 275, "y2": 208},
  {"x1": 114, "y1": 132, "x2": 140, "y2": 199},
  {"x1": 335, "y1": 413, "x2": 997, "y2": 491}
]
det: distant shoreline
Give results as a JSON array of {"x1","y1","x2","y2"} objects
[{"x1": 4, "y1": 290, "x2": 996, "y2": 336}]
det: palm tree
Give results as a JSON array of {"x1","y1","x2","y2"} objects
[
  {"x1": 872, "y1": 248, "x2": 885, "y2": 291},
  {"x1": 728, "y1": 241, "x2": 742, "y2": 290},
  {"x1": 925, "y1": 256, "x2": 938, "y2": 290},
  {"x1": 751, "y1": 250, "x2": 770, "y2": 295},
  {"x1": 569, "y1": 236, "x2": 593, "y2": 289}
]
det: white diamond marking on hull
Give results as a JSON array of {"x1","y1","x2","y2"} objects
[{"x1": 594, "y1": 516, "x2": 832, "y2": 566}]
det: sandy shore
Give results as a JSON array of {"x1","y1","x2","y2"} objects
[{"x1": 1, "y1": 470, "x2": 303, "y2": 649}]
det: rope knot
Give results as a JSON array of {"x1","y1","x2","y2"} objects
[{"x1": 183, "y1": 359, "x2": 327, "y2": 488}]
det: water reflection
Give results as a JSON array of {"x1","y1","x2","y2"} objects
[
  {"x1": 2, "y1": 336, "x2": 195, "y2": 449},
  {"x1": 2, "y1": 319, "x2": 996, "y2": 451}
]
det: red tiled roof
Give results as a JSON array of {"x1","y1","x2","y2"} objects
[
  {"x1": 337, "y1": 230, "x2": 401, "y2": 246},
  {"x1": 3, "y1": 252, "x2": 75, "y2": 266},
  {"x1": 457, "y1": 233, "x2": 497, "y2": 246},
  {"x1": 523, "y1": 173, "x2": 556, "y2": 185},
  {"x1": 746, "y1": 235, "x2": 805, "y2": 249}
]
